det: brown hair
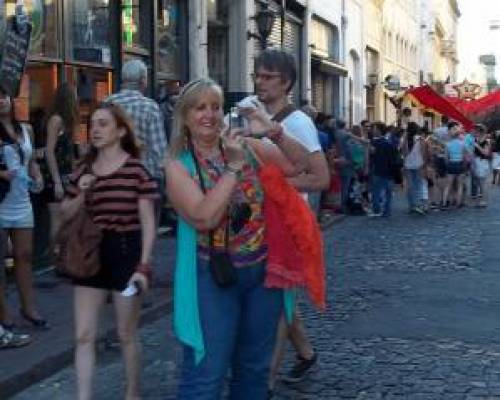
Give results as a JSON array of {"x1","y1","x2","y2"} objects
[
  {"x1": 81, "y1": 102, "x2": 141, "y2": 165},
  {"x1": 46, "y1": 82, "x2": 79, "y2": 139}
]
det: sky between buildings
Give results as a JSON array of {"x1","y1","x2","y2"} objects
[{"x1": 457, "y1": 0, "x2": 500, "y2": 82}]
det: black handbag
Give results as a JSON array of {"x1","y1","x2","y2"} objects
[
  {"x1": 0, "y1": 145, "x2": 11, "y2": 203},
  {"x1": 189, "y1": 139, "x2": 237, "y2": 288}
]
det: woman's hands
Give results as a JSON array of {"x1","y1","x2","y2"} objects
[
  {"x1": 127, "y1": 272, "x2": 149, "y2": 293},
  {"x1": 77, "y1": 173, "x2": 96, "y2": 192},
  {"x1": 238, "y1": 107, "x2": 274, "y2": 138},
  {"x1": 222, "y1": 128, "x2": 246, "y2": 171}
]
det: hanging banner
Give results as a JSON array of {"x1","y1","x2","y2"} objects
[{"x1": 0, "y1": 5, "x2": 32, "y2": 97}]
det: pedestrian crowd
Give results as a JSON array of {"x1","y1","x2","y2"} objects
[
  {"x1": 309, "y1": 113, "x2": 498, "y2": 221},
  {"x1": 0, "y1": 47, "x2": 497, "y2": 400}
]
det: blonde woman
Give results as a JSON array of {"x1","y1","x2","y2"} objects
[{"x1": 166, "y1": 78, "x2": 308, "y2": 399}]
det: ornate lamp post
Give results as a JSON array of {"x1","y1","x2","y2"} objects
[{"x1": 248, "y1": 6, "x2": 276, "y2": 49}]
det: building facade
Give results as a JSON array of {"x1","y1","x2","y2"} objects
[
  {"x1": 381, "y1": 0, "x2": 420, "y2": 125},
  {"x1": 419, "y1": 0, "x2": 460, "y2": 89},
  {"x1": 1, "y1": 0, "x2": 189, "y2": 142},
  {"x1": 363, "y1": 0, "x2": 384, "y2": 122},
  {"x1": 308, "y1": 0, "x2": 345, "y2": 117}
]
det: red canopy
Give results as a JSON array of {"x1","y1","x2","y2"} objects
[
  {"x1": 405, "y1": 85, "x2": 474, "y2": 130},
  {"x1": 445, "y1": 90, "x2": 500, "y2": 117}
]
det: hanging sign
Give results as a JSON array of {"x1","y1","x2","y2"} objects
[{"x1": 0, "y1": 5, "x2": 32, "y2": 97}]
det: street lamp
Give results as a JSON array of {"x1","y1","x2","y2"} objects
[{"x1": 247, "y1": 8, "x2": 276, "y2": 49}]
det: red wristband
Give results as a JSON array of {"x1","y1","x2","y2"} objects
[
  {"x1": 268, "y1": 123, "x2": 284, "y2": 144},
  {"x1": 136, "y1": 262, "x2": 153, "y2": 283}
]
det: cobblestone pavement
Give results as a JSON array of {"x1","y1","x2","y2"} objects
[{"x1": 13, "y1": 187, "x2": 500, "y2": 399}]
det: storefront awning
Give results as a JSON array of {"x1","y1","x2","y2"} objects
[
  {"x1": 405, "y1": 85, "x2": 474, "y2": 130},
  {"x1": 311, "y1": 55, "x2": 348, "y2": 77}
]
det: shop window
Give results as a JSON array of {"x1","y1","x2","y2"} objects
[
  {"x1": 122, "y1": 0, "x2": 147, "y2": 50},
  {"x1": 65, "y1": 66, "x2": 112, "y2": 144},
  {"x1": 207, "y1": 0, "x2": 229, "y2": 91},
  {"x1": 65, "y1": 0, "x2": 112, "y2": 65},
  {"x1": 4, "y1": 0, "x2": 60, "y2": 58},
  {"x1": 157, "y1": 0, "x2": 182, "y2": 80}
]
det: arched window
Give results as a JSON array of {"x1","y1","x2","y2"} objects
[
  {"x1": 388, "y1": 32, "x2": 392, "y2": 57},
  {"x1": 395, "y1": 34, "x2": 399, "y2": 61}
]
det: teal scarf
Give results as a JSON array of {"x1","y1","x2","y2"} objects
[{"x1": 173, "y1": 152, "x2": 205, "y2": 364}]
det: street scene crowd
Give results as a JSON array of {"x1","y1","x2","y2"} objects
[{"x1": 1, "y1": 46, "x2": 500, "y2": 400}]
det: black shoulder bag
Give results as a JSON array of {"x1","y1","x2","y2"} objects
[
  {"x1": 0, "y1": 144, "x2": 12, "y2": 203},
  {"x1": 189, "y1": 140, "x2": 237, "y2": 288}
]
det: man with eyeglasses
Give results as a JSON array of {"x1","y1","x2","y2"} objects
[{"x1": 239, "y1": 48, "x2": 330, "y2": 397}]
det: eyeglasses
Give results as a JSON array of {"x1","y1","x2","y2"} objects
[{"x1": 251, "y1": 72, "x2": 282, "y2": 82}]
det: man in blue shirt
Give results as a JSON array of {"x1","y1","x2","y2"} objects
[{"x1": 369, "y1": 122, "x2": 398, "y2": 217}]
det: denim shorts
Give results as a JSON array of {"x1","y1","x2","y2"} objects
[
  {"x1": 73, "y1": 230, "x2": 141, "y2": 292},
  {"x1": 0, "y1": 211, "x2": 34, "y2": 229},
  {"x1": 447, "y1": 161, "x2": 464, "y2": 175}
]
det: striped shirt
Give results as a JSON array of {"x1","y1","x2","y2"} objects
[{"x1": 66, "y1": 158, "x2": 159, "y2": 232}]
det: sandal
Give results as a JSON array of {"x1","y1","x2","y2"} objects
[
  {"x1": 20, "y1": 310, "x2": 49, "y2": 330},
  {"x1": 1, "y1": 321, "x2": 14, "y2": 330},
  {"x1": 0, "y1": 329, "x2": 31, "y2": 349}
]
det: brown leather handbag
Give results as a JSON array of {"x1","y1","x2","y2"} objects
[{"x1": 54, "y1": 194, "x2": 102, "y2": 279}]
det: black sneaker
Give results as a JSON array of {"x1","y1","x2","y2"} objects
[{"x1": 282, "y1": 351, "x2": 318, "y2": 383}]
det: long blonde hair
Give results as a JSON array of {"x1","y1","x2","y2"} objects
[{"x1": 169, "y1": 78, "x2": 224, "y2": 157}]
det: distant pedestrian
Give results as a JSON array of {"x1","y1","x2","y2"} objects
[
  {"x1": 401, "y1": 122, "x2": 426, "y2": 214},
  {"x1": 61, "y1": 103, "x2": 157, "y2": 400},
  {"x1": 368, "y1": 122, "x2": 397, "y2": 217},
  {"x1": 443, "y1": 122, "x2": 466, "y2": 209},
  {"x1": 0, "y1": 88, "x2": 46, "y2": 329},
  {"x1": 106, "y1": 60, "x2": 167, "y2": 220},
  {"x1": 471, "y1": 125, "x2": 491, "y2": 207},
  {"x1": 0, "y1": 226, "x2": 31, "y2": 348},
  {"x1": 491, "y1": 130, "x2": 500, "y2": 184},
  {"x1": 39, "y1": 83, "x2": 79, "y2": 240}
]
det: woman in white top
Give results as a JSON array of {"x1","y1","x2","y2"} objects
[
  {"x1": 0, "y1": 89, "x2": 45, "y2": 329},
  {"x1": 401, "y1": 122, "x2": 426, "y2": 215}
]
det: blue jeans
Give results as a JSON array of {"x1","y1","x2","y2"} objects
[
  {"x1": 177, "y1": 260, "x2": 282, "y2": 400},
  {"x1": 371, "y1": 175, "x2": 393, "y2": 216},
  {"x1": 340, "y1": 170, "x2": 354, "y2": 213},
  {"x1": 404, "y1": 169, "x2": 423, "y2": 209},
  {"x1": 470, "y1": 173, "x2": 479, "y2": 197},
  {"x1": 307, "y1": 191, "x2": 321, "y2": 216}
]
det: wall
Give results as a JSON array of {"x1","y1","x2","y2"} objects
[
  {"x1": 382, "y1": 0, "x2": 420, "y2": 125},
  {"x1": 345, "y1": 0, "x2": 364, "y2": 124}
]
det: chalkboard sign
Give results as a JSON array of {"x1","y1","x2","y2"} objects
[{"x1": 0, "y1": 15, "x2": 32, "y2": 98}]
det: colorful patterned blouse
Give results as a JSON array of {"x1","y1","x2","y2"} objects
[{"x1": 194, "y1": 146, "x2": 267, "y2": 268}]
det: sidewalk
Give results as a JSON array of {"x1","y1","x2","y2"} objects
[{"x1": 0, "y1": 235, "x2": 176, "y2": 399}]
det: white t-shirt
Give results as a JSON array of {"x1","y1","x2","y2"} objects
[
  {"x1": 237, "y1": 95, "x2": 321, "y2": 154},
  {"x1": 237, "y1": 96, "x2": 321, "y2": 200}
]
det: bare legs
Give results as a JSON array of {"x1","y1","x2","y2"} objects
[
  {"x1": 9, "y1": 228, "x2": 41, "y2": 319},
  {"x1": 74, "y1": 286, "x2": 107, "y2": 400},
  {"x1": 74, "y1": 286, "x2": 143, "y2": 400},
  {"x1": 443, "y1": 174, "x2": 464, "y2": 207},
  {"x1": 0, "y1": 228, "x2": 11, "y2": 325},
  {"x1": 113, "y1": 291, "x2": 142, "y2": 400},
  {"x1": 269, "y1": 310, "x2": 315, "y2": 390}
]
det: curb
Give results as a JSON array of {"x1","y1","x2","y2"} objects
[{"x1": 1, "y1": 295, "x2": 172, "y2": 399}]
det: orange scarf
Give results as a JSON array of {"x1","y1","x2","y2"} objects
[{"x1": 259, "y1": 164, "x2": 326, "y2": 310}]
